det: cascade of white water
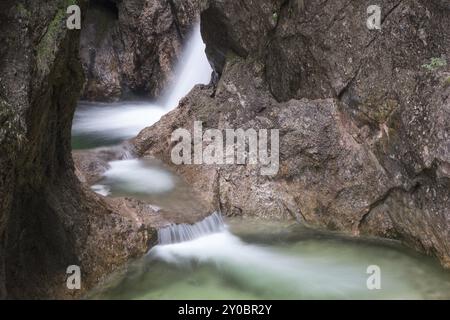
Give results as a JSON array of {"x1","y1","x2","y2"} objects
[
  {"x1": 161, "y1": 24, "x2": 212, "y2": 110},
  {"x1": 157, "y1": 212, "x2": 225, "y2": 245},
  {"x1": 72, "y1": 24, "x2": 212, "y2": 141},
  {"x1": 76, "y1": 24, "x2": 212, "y2": 197}
]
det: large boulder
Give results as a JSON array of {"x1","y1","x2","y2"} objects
[{"x1": 134, "y1": 0, "x2": 450, "y2": 267}]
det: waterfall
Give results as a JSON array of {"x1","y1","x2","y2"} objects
[
  {"x1": 72, "y1": 24, "x2": 212, "y2": 143},
  {"x1": 157, "y1": 212, "x2": 226, "y2": 245},
  {"x1": 161, "y1": 24, "x2": 212, "y2": 110},
  {"x1": 75, "y1": 24, "x2": 212, "y2": 197}
]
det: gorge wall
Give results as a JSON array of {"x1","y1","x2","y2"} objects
[
  {"x1": 80, "y1": 0, "x2": 200, "y2": 101},
  {"x1": 134, "y1": 0, "x2": 450, "y2": 267},
  {"x1": 0, "y1": 0, "x2": 159, "y2": 299},
  {"x1": 1, "y1": 0, "x2": 449, "y2": 299}
]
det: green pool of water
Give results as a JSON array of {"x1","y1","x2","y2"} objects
[{"x1": 88, "y1": 219, "x2": 450, "y2": 300}]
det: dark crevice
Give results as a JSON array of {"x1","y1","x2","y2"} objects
[
  {"x1": 167, "y1": 0, "x2": 183, "y2": 40},
  {"x1": 358, "y1": 160, "x2": 440, "y2": 231},
  {"x1": 381, "y1": 0, "x2": 403, "y2": 25},
  {"x1": 358, "y1": 186, "x2": 403, "y2": 231},
  {"x1": 89, "y1": 0, "x2": 119, "y2": 19}
]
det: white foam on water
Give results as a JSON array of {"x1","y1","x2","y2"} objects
[
  {"x1": 158, "y1": 212, "x2": 225, "y2": 245},
  {"x1": 149, "y1": 219, "x2": 421, "y2": 299},
  {"x1": 72, "y1": 102, "x2": 167, "y2": 140},
  {"x1": 103, "y1": 159, "x2": 175, "y2": 194},
  {"x1": 162, "y1": 24, "x2": 212, "y2": 110},
  {"x1": 72, "y1": 24, "x2": 211, "y2": 141},
  {"x1": 91, "y1": 184, "x2": 111, "y2": 196}
]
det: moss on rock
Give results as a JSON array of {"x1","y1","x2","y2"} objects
[{"x1": 36, "y1": 9, "x2": 65, "y2": 75}]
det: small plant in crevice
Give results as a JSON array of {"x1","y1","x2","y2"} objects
[
  {"x1": 422, "y1": 57, "x2": 447, "y2": 72},
  {"x1": 272, "y1": 11, "x2": 279, "y2": 23}
]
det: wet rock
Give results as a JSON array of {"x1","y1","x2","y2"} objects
[
  {"x1": 72, "y1": 144, "x2": 214, "y2": 226},
  {"x1": 73, "y1": 145, "x2": 131, "y2": 184},
  {"x1": 108, "y1": 196, "x2": 211, "y2": 229}
]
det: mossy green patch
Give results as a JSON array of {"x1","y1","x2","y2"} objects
[
  {"x1": 16, "y1": 3, "x2": 29, "y2": 17},
  {"x1": 272, "y1": 12, "x2": 279, "y2": 23},
  {"x1": 359, "y1": 95, "x2": 399, "y2": 124},
  {"x1": 36, "y1": 9, "x2": 65, "y2": 75},
  {"x1": 422, "y1": 57, "x2": 447, "y2": 72}
]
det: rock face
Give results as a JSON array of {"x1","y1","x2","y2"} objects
[
  {"x1": 0, "y1": 0, "x2": 158, "y2": 299},
  {"x1": 134, "y1": 0, "x2": 450, "y2": 267},
  {"x1": 80, "y1": 0, "x2": 200, "y2": 101}
]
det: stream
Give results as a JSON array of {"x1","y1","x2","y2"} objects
[
  {"x1": 89, "y1": 218, "x2": 450, "y2": 299},
  {"x1": 72, "y1": 25, "x2": 450, "y2": 300}
]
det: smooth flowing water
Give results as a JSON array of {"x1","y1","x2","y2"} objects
[
  {"x1": 102, "y1": 159, "x2": 175, "y2": 195},
  {"x1": 72, "y1": 24, "x2": 212, "y2": 150},
  {"x1": 72, "y1": 101, "x2": 167, "y2": 149},
  {"x1": 72, "y1": 24, "x2": 450, "y2": 300},
  {"x1": 93, "y1": 158, "x2": 209, "y2": 217},
  {"x1": 88, "y1": 216, "x2": 450, "y2": 300}
]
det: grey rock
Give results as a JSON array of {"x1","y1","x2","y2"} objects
[
  {"x1": 80, "y1": 0, "x2": 200, "y2": 101},
  {"x1": 134, "y1": 0, "x2": 450, "y2": 267}
]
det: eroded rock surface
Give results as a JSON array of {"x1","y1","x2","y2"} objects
[
  {"x1": 80, "y1": 0, "x2": 201, "y2": 101},
  {"x1": 134, "y1": 0, "x2": 450, "y2": 266},
  {"x1": 0, "y1": 0, "x2": 159, "y2": 299}
]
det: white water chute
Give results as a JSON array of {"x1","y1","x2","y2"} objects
[
  {"x1": 157, "y1": 212, "x2": 225, "y2": 245},
  {"x1": 72, "y1": 24, "x2": 212, "y2": 141},
  {"x1": 162, "y1": 24, "x2": 212, "y2": 110}
]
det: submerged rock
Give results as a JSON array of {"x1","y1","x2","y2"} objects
[{"x1": 134, "y1": 0, "x2": 450, "y2": 267}]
